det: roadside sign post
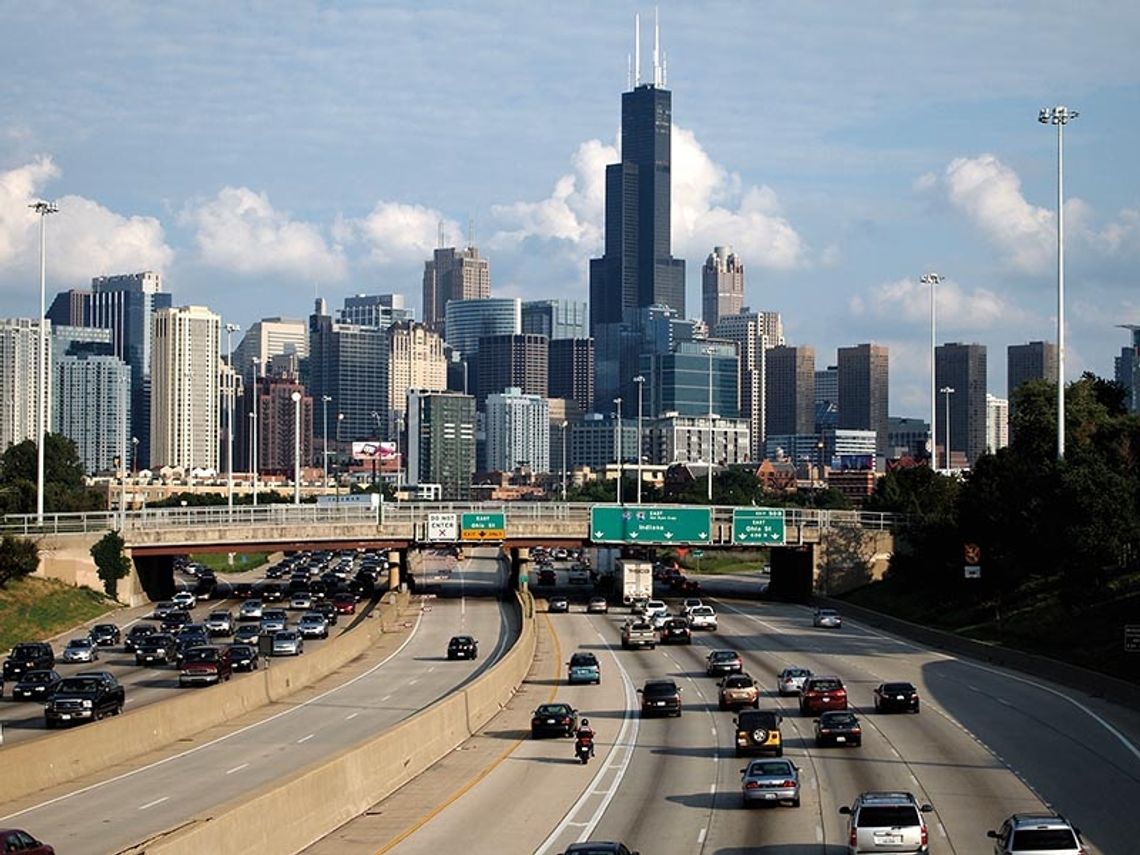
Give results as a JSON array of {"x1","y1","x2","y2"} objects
[
  {"x1": 732, "y1": 508, "x2": 786, "y2": 545},
  {"x1": 589, "y1": 505, "x2": 711, "y2": 544}
]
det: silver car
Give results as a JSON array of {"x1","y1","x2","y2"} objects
[
  {"x1": 777, "y1": 666, "x2": 813, "y2": 696},
  {"x1": 238, "y1": 599, "x2": 264, "y2": 620},
  {"x1": 987, "y1": 813, "x2": 1086, "y2": 855},
  {"x1": 205, "y1": 611, "x2": 234, "y2": 636},
  {"x1": 839, "y1": 791, "x2": 933, "y2": 854},
  {"x1": 297, "y1": 612, "x2": 329, "y2": 639},
  {"x1": 813, "y1": 608, "x2": 842, "y2": 628},
  {"x1": 272, "y1": 630, "x2": 304, "y2": 656},
  {"x1": 740, "y1": 758, "x2": 801, "y2": 807},
  {"x1": 62, "y1": 637, "x2": 99, "y2": 663}
]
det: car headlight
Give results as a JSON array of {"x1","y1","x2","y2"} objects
[{"x1": 82, "y1": 699, "x2": 93, "y2": 708}]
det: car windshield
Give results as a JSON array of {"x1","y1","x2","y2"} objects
[
  {"x1": 570, "y1": 654, "x2": 597, "y2": 666},
  {"x1": 22, "y1": 671, "x2": 53, "y2": 684},
  {"x1": 808, "y1": 679, "x2": 842, "y2": 691},
  {"x1": 784, "y1": 668, "x2": 810, "y2": 678},
  {"x1": 857, "y1": 806, "x2": 920, "y2": 827},
  {"x1": 59, "y1": 678, "x2": 101, "y2": 693},
  {"x1": 711, "y1": 651, "x2": 738, "y2": 661},
  {"x1": 725, "y1": 676, "x2": 752, "y2": 688},
  {"x1": 1010, "y1": 829, "x2": 1078, "y2": 850},
  {"x1": 538, "y1": 704, "x2": 571, "y2": 715},
  {"x1": 183, "y1": 649, "x2": 218, "y2": 662},
  {"x1": 818, "y1": 609, "x2": 838, "y2": 616},
  {"x1": 691, "y1": 607, "x2": 713, "y2": 615},
  {"x1": 231, "y1": 645, "x2": 254, "y2": 655},
  {"x1": 643, "y1": 682, "x2": 677, "y2": 697},
  {"x1": 749, "y1": 761, "x2": 793, "y2": 776},
  {"x1": 821, "y1": 712, "x2": 858, "y2": 725},
  {"x1": 68, "y1": 639, "x2": 92, "y2": 648},
  {"x1": 882, "y1": 683, "x2": 915, "y2": 693}
]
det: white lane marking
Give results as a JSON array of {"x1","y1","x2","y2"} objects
[
  {"x1": 2, "y1": 603, "x2": 425, "y2": 823},
  {"x1": 697, "y1": 828, "x2": 707, "y2": 844},
  {"x1": 297, "y1": 734, "x2": 314, "y2": 744},
  {"x1": 409, "y1": 679, "x2": 419, "y2": 686},
  {"x1": 381, "y1": 694, "x2": 392, "y2": 702},
  {"x1": 225, "y1": 763, "x2": 249, "y2": 775},
  {"x1": 138, "y1": 797, "x2": 168, "y2": 810},
  {"x1": 345, "y1": 712, "x2": 358, "y2": 721}
]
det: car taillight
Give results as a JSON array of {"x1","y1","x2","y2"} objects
[
  {"x1": 819, "y1": 728, "x2": 831, "y2": 734},
  {"x1": 744, "y1": 781, "x2": 759, "y2": 789},
  {"x1": 920, "y1": 826, "x2": 927, "y2": 846},
  {"x1": 781, "y1": 780, "x2": 796, "y2": 788},
  {"x1": 849, "y1": 827, "x2": 857, "y2": 848}
]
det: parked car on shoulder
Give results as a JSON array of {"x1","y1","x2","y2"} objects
[
  {"x1": 531, "y1": 702, "x2": 578, "y2": 737},
  {"x1": 638, "y1": 678, "x2": 682, "y2": 717},
  {"x1": 814, "y1": 710, "x2": 862, "y2": 747},
  {"x1": 800, "y1": 676, "x2": 848, "y2": 715},
  {"x1": 733, "y1": 709, "x2": 783, "y2": 756},
  {"x1": 89, "y1": 624, "x2": 121, "y2": 646},
  {"x1": 776, "y1": 666, "x2": 813, "y2": 696},
  {"x1": 11, "y1": 669, "x2": 62, "y2": 702},
  {"x1": 718, "y1": 673, "x2": 760, "y2": 710},
  {"x1": 3, "y1": 642, "x2": 54, "y2": 681},
  {"x1": 567, "y1": 651, "x2": 601, "y2": 685},
  {"x1": 179, "y1": 645, "x2": 233, "y2": 686},
  {"x1": 44, "y1": 672, "x2": 124, "y2": 727},
  {"x1": 61, "y1": 637, "x2": 99, "y2": 664},
  {"x1": 872, "y1": 681, "x2": 920, "y2": 713}
]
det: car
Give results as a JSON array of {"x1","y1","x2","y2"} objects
[
  {"x1": 548, "y1": 596, "x2": 570, "y2": 613},
  {"x1": 531, "y1": 702, "x2": 578, "y2": 737},
  {"x1": 260, "y1": 582, "x2": 286, "y2": 602},
  {"x1": 800, "y1": 676, "x2": 848, "y2": 715},
  {"x1": 152, "y1": 600, "x2": 179, "y2": 619},
  {"x1": 135, "y1": 633, "x2": 178, "y2": 666},
  {"x1": 161, "y1": 610, "x2": 192, "y2": 632},
  {"x1": 776, "y1": 666, "x2": 813, "y2": 696},
  {"x1": 172, "y1": 591, "x2": 198, "y2": 610},
  {"x1": 447, "y1": 635, "x2": 478, "y2": 660},
  {"x1": 642, "y1": 599, "x2": 668, "y2": 619},
  {"x1": 680, "y1": 597, "x2": 703, "y2": 614},
  {"x1": 298, "y1": 612, "x2": 330, "y2": 639},
  {"x1": 638, "y1": 678, "x2": 682, "y2": 717},
  {"x1": 238, "y1": 599, "x2": 264, "y2": 621},
  {"x1": 311, "y1": 599, "x2": 339, "y2": 625},
  {"x1": 567, "y1": 651, "x2": 601, "y2": 685},
  {"x1": 839, "y1": 791, "x2": 934, "y2": 854},
  {"x1": 0, "y1": 829, "x2": 54, "y2": 854},
  {"x1": 687, "y1": 605, "x2": 718, "y2": 631},
  {"x1": 11, "y1": 669, "x2": 62, "y2": 702},
  {"x1": 231, "y1": 582, "x2": 254, "y2": 599},
  {"x1": 659, "y1": 617, "x2": 692, "y2": 645},
  {"x1": 260, "y1": 609, "x2": 288, "y2": 634},
  {"x1": 815, "y1": 710, "x2": 863, "y2": 747},
  {"x1": 3, "y1": 642, "x2": 55, "y2": 680},
  {"x1": 740, "y1": 757, "x2": 801, "y2": 807},
  {"x1": 333, "y1": 593, "x2": 356, "y2": 615},
  {"x1": 44, "y1": 672, "x2": 124, "y2": 727},
  {"x1": 289, "y1": 591, "x2": 314, "y2": 611},
  {"x1": 179, "y1": 645, "x2": 234, "y2": 686},
  {"x1": 193, "y1": 571, "x2": 218, "y2": 600},
  {"x1": 559, "y1": 844, "x2": 639, "y2": 855},
  {"x1": 586, "y1": 596, "x2": 609, "y2": 614},
  {"x1": 718, "y1": 673, "x2": 760, "y2": 710},
  {"x1": 229, "y1": 643, "x2": 260, "y2": 672},
  {"x1": 61, "y1": 637, "x2": 99, "y2": 663},
  {"x1": 123, "y1": 623, "x2": 159, "y2": 652},
  {"x1": 733, "y1": 709, "x2": 783, "y2": 756},
  {"x1": 706, "y1": 649, "x2": 744, "y2": 677},
  {"x1": 233, "y1": 624, "x2": 262, "y2": 645},
  {"x1": 271, "y1": 630, "x2": 304, "y2": 656},
  {"x1": 89, "y1": 623, "x2": 121, "y2": 646},
  {"x1": 813, "y1": 607, "x2": 842, "y2": 628},
  {"x1": 987, "y1": 812, "x2": 1087, "y2": 855},
  {"x1": 205, "y1": 610, "x2": 235, "y2": 637},
  {"x1": 536, "y1": 568, "x2": 557, "y2": 586},
  {"x1": 630, "y1": 597, "x2": 649, "y2": 615},
  {"x1": 873, "y1": 681, "x2": 921, "y2": 713}
]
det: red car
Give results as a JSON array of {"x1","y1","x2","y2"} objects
[
  {"x1": 0, "y1": 830, "x2": 53, "y2": 854},
  {"x1": 799, "y1": 676, "x2": 848, "y2": 715},
  {"x1": 333, "y1": 594, "x2": 356, "y2": 615}
]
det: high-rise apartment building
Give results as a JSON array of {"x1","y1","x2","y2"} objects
[
  {"x1": 641, "y1": 339, "x2": 738, "y2": 421},
  {"x1": 837, "y1": 343, "x2": 889, "y2": 456},
  {"x1": 422, "y1": 246, "x2": 491, "y2": 331},
  {"x1": 549, "y1": 338, "x2": 595, "y2": 416},
  {"x1": 986, "y1": 393, "x2": 1009, "y2": 454},
  {"x1": 1007, "y1": 341, "x2": 1057, "y2": 396},
  {"x1": 589, "y1": 28, "x2": 685, "y2": 409},
  {"x1": 387, "y1": 321, "x2": 448, "y2": 437},
  {"x1": 150, "y1": 306, "x2": 220, "y2": 471},
  {"x1": 339, "y1": 293, "x2": 414, "y2": 328},
  {"x1": 701, "y1": 246, "x2": 744, "y2": 328},
  {"x1": 936, "y1": 342, "x2": 988, "y2": 467},
  {"x1": 887, "y1": 416, "x2": 930, "y2": 460},
  {"x1": 406, "y1": 390, "x2": 476, "y2": 500},
  {"x1": 484, "y1": 388, "x2": 550, "y2": 474},
  {"x1": 232, "y1": 317, "x2": 308, "y2": 384},
  {"x1": 475, "y1": 334, "x2": 548, "y2": 410},
  {"x1": 1113, "y1": 325, "x2": 1140, "y2": 412},
  {"x1": 646, "y1": 414, "x2": 751, "y2": 467},
  {"x1": 0, "y1": 318, "x2": 50, "y2": 454},
  {"x1": 307, "y1": 299, "x2": 389, "y2": 442},
  {"x1": 52, "y1": 326, "x2": 130, "y2": 474},
  {"x1": 248, "y1": 374, "x2": 313, "y2": 476},
  {"x1": 569, "y1": 412, "x2": 639, "y2": 472},
  {"x1": 715, "y1": 310, "x2": 783, "y2": 459},
  {"x1": 522, "y1": 300, "x2": 588, "y2": 340},
  {"x1": 765, "y1": 345, "x2": 816, "y2": 437}
]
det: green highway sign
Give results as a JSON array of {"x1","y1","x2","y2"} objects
[
  {"x1": 590, "y1": 505, "x2": 711, "y2": 544},
  {"x1": 461, "y1": 512, "x2": 506, "y2": 542},
  {"x1": 732, "y1": 508, "x2": 786, "y2": 545}
]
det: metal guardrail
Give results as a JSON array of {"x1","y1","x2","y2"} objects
[{"x1": 0, "y1": 503, "x2": 901, "y2": 539}]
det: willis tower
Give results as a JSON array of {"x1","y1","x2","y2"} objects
[{"x1": 589, "y1": 14, "x2": 685, "y2": 412}]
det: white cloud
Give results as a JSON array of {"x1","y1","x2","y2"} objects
[
  {"x1": 181, "y1": 186, "x2": 345, "y2": 280},
  {"x1": 850, "y1": 275, "x2": 1032, "y2": 330}
]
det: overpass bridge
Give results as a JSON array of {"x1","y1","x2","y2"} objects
[{"x1": 3, "y1": 502, "x2": 900, "y2": 603}]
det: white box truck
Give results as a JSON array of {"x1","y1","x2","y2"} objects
[{"x1": 616, "y1": 559, "x2": 653, "y2": 605}]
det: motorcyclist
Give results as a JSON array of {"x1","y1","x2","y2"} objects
[{"x1": 575, "y1": 718, "x2": 596, "y2": 758}]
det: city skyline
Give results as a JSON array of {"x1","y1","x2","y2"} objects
[{"x1": 1, "y1": 3, "x2": 1138, "y2": 416}]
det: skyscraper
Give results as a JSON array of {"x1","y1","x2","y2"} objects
[
  {"x1": 52, "y1": 326, "x2": 131, "y2": 475},
  {"x1": 422, "y1": 246, "x2": 491, "y2": 331},
  {"x1": 521, "y1": 299, "x2": 588, "y2": 340},
  {"x1": 387, "y1": 321, "x2": 448, "y2": 437},
  {"x1": 589, "y1": 18, "x2": 685, "y2": 409},
  {"x1": 837, "y1": 343, "x2": 889, "y2": 456},
  {"x1": 484, "y1": 388, "x2": 551, "y2": 474},
  {"x1": 936, "y1": 342, "x2": 987, "y2": 467},
  {"x1": 986, "y1": 393, "x2": 1009, "y2": 454},
  {"x1": 1007, "y1": 341, "x2": 1058, "y2": 396},
  {"x1": 1113, "y1": 325, "x2": 1140, "y2": 412},
  {"x1": 406, "y1": 390, "x2": 476, "y2": 500},
  {"x1": 307, "y1": 299, "x2": 388, "y2": 442},
  {"x1": 475, "y1": 334, "x2": 548, "y2": 410},
  {"x1": 444, "y1": 297, "x2": 521, "y2": 360},
  {"x1": 701, "y1": 246, "x2": 744, "y2": 328},
  {"x1": 765, "y1": 345, "x2": 816, "y2": 437},
  {"x1": 0, "y1": 318, "x2": 50, "y2": 454},
  {"x1": 549, "y1": 338, "x2": 595, "y2": 415},
  {"x1": 233, "y1": 317, "x2": 308, "y2": 385},
  {"x1": 150, "y1": 305, "x2": 221, "y2": 471},
  {"x1": 339, "y1": 293, "x2": 415, "y2": 328}
]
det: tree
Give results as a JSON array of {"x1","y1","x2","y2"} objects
[
  {"x1": 0, "y1": 434, "x2": 104, "y2": 515},
  {"x1": 0, "y1": 535, "x2": 39, "y2": 588},
  {"x1": 90, "y1": 530, "x2": 132, "y2": 601}
]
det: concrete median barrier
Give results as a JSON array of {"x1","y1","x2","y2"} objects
[
  {"x1": 135, "y1": 591, "x2": 536, "y2": 855},
  {"x1": 0, "y1": 591, "x2": 410, "y2": 806}
]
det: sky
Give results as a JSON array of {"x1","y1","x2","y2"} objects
[{"x1": 1, "y1": 1, "x2": 1139, "y2": 418}]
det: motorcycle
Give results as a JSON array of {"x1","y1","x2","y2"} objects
[{"x1": 574, "y1": 735, "x2": 593, "y2": 765}]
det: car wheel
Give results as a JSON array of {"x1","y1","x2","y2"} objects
[
  {"x1": 790, "y1": 797, "x2": 801, "y2": 808},
  {"x1": 718, "y1": 700, "x2": 726, "y2": 711},
  {"x1": 913, "y1": 702, "x2": 920, "y2": 713},
  {"x1": 94, "y1": 709, "x2": 106, "y2": 721},
  {"x1": 852, "y1": 739, "x2": 861, "y2": 747},
  {"x1": 874, "y1": 699, "x2": 881, "y2": 712}
]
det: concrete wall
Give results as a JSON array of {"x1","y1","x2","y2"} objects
[
  {"x1": 0, "y1": 591, "x2": 410, "y2": 806},
  {"x1": 135, "y1": 592, "x2": 537, "y2": 855},
  {"x1": 31, "y1": 532, "x2": 146, "y2": 607}
]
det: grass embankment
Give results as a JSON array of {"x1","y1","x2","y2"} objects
[
  {"x1": 190, "y1": 552, "x2": 270, "y2": 573},
  {"x1": 0, "y1": 577, "x2": 113, "y2": 651},
  {"x1": 841, "y1": 574, "x2": 1140, "y2": 687},
  {"x1": 669, "y1": 550, "x2": 769, "y2": 575}
]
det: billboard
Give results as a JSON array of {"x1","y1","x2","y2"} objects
[
  {"x1": 351, "y1": 441, "x2": 397, "y2": 461},
  {"x1": 835, "y1": 454, "x2": 874, "y2": 471}
]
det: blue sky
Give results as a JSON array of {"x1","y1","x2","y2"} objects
[{"x1": 2, "y1": 1, "x2": 1138, "y2": 417}]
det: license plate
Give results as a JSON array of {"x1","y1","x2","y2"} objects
[
  {"x1": 836, "y1": 736, "x2": 846, "y2": 742},
  {"x1": 763, "y1": 792, "x2": 777, "y2": 799},
  {"x1": 60, "y1": 714, "x2": 71, "y2": 720},
  {"x1": 877, "y1": 835, "x2": 903, "y2": 844},
  {"x1": 546, "y1": 719, "x2": 556, "y2": 724},
  {"x1": 896, "y1": 695, "x2": 905, "y2": 700},
  {"x1": 821, "y1": 696, "x2": 830, "y2": 701},
  {"x1": 655, "y1": 701, "x2": 665, "y2": 706}
]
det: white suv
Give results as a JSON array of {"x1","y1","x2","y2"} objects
[
  {"x1": 987, "y1": 813, "x2": 1087, "y2": 854},
  {"x1": 839, "y1": 791, "x2": 934, "y2": 854},
  {"x1": 643, "y1": 600, "x2": 668, "y2": 620},
  {"x1": 688, "y1": 605, "x2": 718, "y2": 630}
]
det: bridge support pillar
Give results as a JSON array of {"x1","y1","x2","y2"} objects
[
  {"x1": 387, "y1": 550, "x2": 404, "y2": 592},
  {"x1": 508, "y1": 547, "x2": 523, "y2": 591}
]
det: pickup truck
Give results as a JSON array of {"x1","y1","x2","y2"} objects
[
  {"x1": 621, "y1": 619, "x2": 658, "y2": 650},
  {"x1": 44, "y1": 671, "x2": 124, "y2": 727}
]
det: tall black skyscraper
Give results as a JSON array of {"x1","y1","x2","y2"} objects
[{"x1": 589, "y1": 18, "x2": 685, "y2": 411}]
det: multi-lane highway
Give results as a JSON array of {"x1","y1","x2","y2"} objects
[{"x1": 0, "y1": 549, "x2": 516, "y2": 855}]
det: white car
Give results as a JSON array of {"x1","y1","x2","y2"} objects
[
  {"x1": 681, "y1": 598, "x2": 703, "y2": 615},
  {"x1": 62, "y1": 637, "x2": 99, "y2": 663},
  {"x1": 777, "y1": 666, "x2": 813, "y2": 696},
  {"x1": 813, "y1": 608, "x2": 842, "y2": 629},
  {"x1": 643, "y1": 600, "x2": 668, "y2": 620},
  {"x1": 238, "y1": 599, "x2": 264, "y2": 620},
  {"x1": 687, "y1": 605, "x2": 718, "y2": 630},
  {"x1": 172, "y1": 591, "x2": 197, "y2": 610}
]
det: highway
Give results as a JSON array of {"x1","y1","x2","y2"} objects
[
  {"x1": 0, "y1": 549, "x2": 516, "y2": 855},
  {"x1": 349, "y1": 577, "x2": 1137, "y2": 855}
]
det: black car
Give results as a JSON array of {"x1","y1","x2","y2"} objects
[
  {"x1": 124, "y1": 623, "x2": 159, "y2": 652},
  {"x1": 638, "y1": 679, "x2": 683, "y2": 717},
  {"x1": 161, "y1": 611, "x2": 192, "y2": 632},
  {"x1": 447, "y1": 635, "x2": 478, "y2": 660},
  {"x1": 44, "y1": 672, "x2": 124, "y2": 727},
  {"x1": 135, "y1": 633, "x2": 178, "y2": 666},
  {"x1": 311, "y1": 599, "x2": 339, "y2": 625},
  {"x1": 560, "y1": 844, "x2": 640, "y2": 855},
  {"x1": 89, "y1": 624, "x2": 121, "y2": 646},
  {"x1": 231, "y1": 582, "x2": 254, "y2": 599},
  {"x1": 659, "y1": 617, "x2": 692, "y2": 645},
  {"x1": 11, "y1": 669, "x2": 62, "y2": 702},
  {"x1": 814, "y1": 710, "x2": 863, "y2": 747},
  {"x1": 3, "y1": 642, "x2": 55, "y2": 682},
  {"x1": 229, "y1": 643, "x2": 260, "y2": 672},
  {"x1": 531, "y1": 702, "x2": 578, "y2": 737},
  {"x1": 873, "y1": 681, "x2": 920, "y2": 713}
]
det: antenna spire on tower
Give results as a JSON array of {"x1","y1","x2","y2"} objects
[
  {"x1": 437, "y1": 219, "x2": 444, "y2": 249},
  {"x1": 634, "y1": 12, "x2": 641, "y2": 87},
  {"x1": 653, "y1": 7, "x2": 662, "y2": 87}
]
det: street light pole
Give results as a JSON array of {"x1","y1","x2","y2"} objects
[
  {"x1": 336, "y1": 412, "x2": 344, "y2": 497},
  {"x1": 1039, "y1": 105, "x2": 1077, "y2": 461},
  {"x1": 321, "y1": 395, "x2": 331, "y2": 489},
  {"x1": 560, "y1": 419, "x2": 568, "y2": 501},
  {"x1": 30, "y1": 200, "x2": 58, "y2": 525},
  {"x1": 613, "y1": 397, "x2": 623, "y2": 505},
  {"x1": 119, "y1": 375, "x2": 128, "y2": 530},
  {"x1": 291, "y1": 391, "x2": 302, "y2": 504},
  {"x1": 224, "y1": 322, "x2": 240, "y2": 512},
  {"x1": 633, "y1": 375, "x2": 645, "y2": 504},
  {"x1": 248, "y1": 412, "x2": 257, "y2": 507},
  {"x1": 920, "y1": 273, "x2": 942, "y2": 466},
  {"x1": 704, "y1": 346, "x2": 716, "y2": 503},
  {"x1": 940, "y1": 386, "x2": 955, "y2": 471}
]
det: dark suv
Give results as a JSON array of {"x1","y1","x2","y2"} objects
[
  {"x1": 3, "y1": 642, "x2": 54, "y2": 681},
  {"x1": 638, "y1": 679, "x2": 683, "y2": 717},
  {"x1": 44, "y1": 672, "x2": 124, "y2": 727}
]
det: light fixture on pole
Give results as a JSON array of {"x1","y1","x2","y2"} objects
[
  {"x1": 1039, "y1": 104, "x2": 1078, "y2": 461},
  {"x1": 336, "y1": 412, "x2": 344, "y2": 497},
  {"x1": 224, "y1": 322, "x2": 240, "y2": 512},
  {"x1": 560, "y1": 419, "x2": 569, "y2": 501},
  {"x1": 30, "y1": 200, "x2": 58, "y2": 525},
  {"x1": 920, "y1": 272, "x2": 942, "y2": 467},
  {"x1": 633, "y1": 375, "x2": 645, "y2": 504},
  {"x1": 131, "y1": 436, "x2": 139, "y2": 474},
  {"x1": 940, "y1": 386, "x2": 955, "y2": 471},
  {"x1": 291, "y1": 391, "x2": 302, "y2": 504},
  {"x1": 613, "y1": 397, "x2": 623, "y2": 505},
  {"x1": 704, "y1": 346, "x2": 716, "y2": 503},
  {"x1": 321, "y1": 395, "x2": 332, "y2": 489}
]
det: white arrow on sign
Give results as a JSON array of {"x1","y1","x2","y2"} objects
[{"x1": 593, "y1": 530, "x2": 605, "y2": 538}]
